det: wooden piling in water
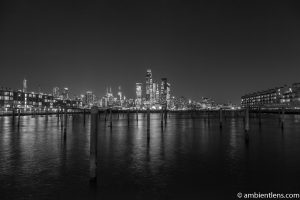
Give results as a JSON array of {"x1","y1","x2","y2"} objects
[
  {"x1": 110, "y1": 109, "x2": 112, "y2": 128},
  {"x1": 60, "y1": 110, "x2": 63, "y2": 129},
  {"x1": 46, "y1": 108, "x2": 48, "y2": 117},
  {"x1": 259, "y1": 107, "x2": 262, "y2": 127},
  {"x1": 147, "y1": 108, "x2": 150, "y2": 139},
  {"x1": 90, "y1": 106, "x2": 98, "y2": 185},
  {"x1": 64, "y1": 107, "x2": 67, "y2": 140},
  {"x1": 245, "y1": 107, "x2": 249, "y2": 132},
  {"x1": 12, "y1": 108, "x2": 15, "y2": 124},
  {"x1": 164, "y1": 108, "x2": 167, "y2": 124},
  {"x1": 17, "y1": 109, "x2": 20, "y2": 128},
  {"x1": 161, "y1": 109, "x2": 163, "y2": 128},
  {"x1": 57, "y1": 109, "x2": 60, "y2": 123},
  {"x1": 219, "y1": 108, "x2": 223, "y2": 129},
  {"x1": 136, "y1": 110, "x2": 138, "y2": 122},
  {"x1": 83, "y1": 109, "x2": 86, "y2": 126},
  {"x1": 281, "y1": 107, "x2": 285, "y2": 130},
  {"x1": 127, "y1": 110, "x2": 130, "y2": 126},
  {"x1": 208, "y1": 110, "x2": 210, "y2": 125}
]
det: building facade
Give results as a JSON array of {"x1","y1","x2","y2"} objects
[
  {"x1": 145, "y1": 69, "x2": 153, "y2": 105},
  {"x1": 241, "y1": 83, "x2": 300, "y2": 108},
  {"x1": 136, "y1": 83, "x2": 142, "y2": 108},
  {"x1": 84, "y1": 91, "x2": 95, "y2": 108},
  {"x1": 160, "y1": 78, "x2": 171, "y2": 108},
  {"x1": 53, "y1": 87, "x2": 60, "y2": 98},
  {"x1": 0, "y1": 88, "x2": 82, "y2": 111}
]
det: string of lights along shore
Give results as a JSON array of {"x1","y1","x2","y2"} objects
[{"x1": 0, "y1": 69, "x2": 240, "y2": 111}]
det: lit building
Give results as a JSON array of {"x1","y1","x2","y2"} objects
[
  {"x1": 174, "y1": 96, "x2": 188, "y2": 110},
  {"x1": 155, "y1": 82, "x2": 160, "y2": 103},
  {"x1": 241, "y1": 83, "x2": 300, "y2": 109},
  {"x1": 0, "y1": 88, "x2": 79, "y2": 110},
  {"x1": 145, "y1": 69, "x2": 153, "y2": 105},
  {"x1": 117, "y1": 86, "x2": 123, "y2": 106},
  {"x1": 106, "y1": 87, "x2": 114, "y2": 107},
  {"x1": 23, "y1": 78, "x2": 27, "y2": 93},
  {"x1": 161, "y1": 78, "x2": 171, "y2": 109},
  {"x1": 136, "y1": 83, "x2": 142, "y2": 108},
  {"x1": 200, "y1": 97, "x2": 215, "y2": 109},
  {"x1": 152, "y1": 82, "x2": 156, "y2": 102},
  {"x1": 117, "y1": 86, "x2": 122, "y2": 100},
  {"x1": 62, "y1": 87, "x2": 69, "y2": 100},
  {"x1": 53, "y1": 87, "x2": 60, "y2": 98},
  {"x1": 22, "y1": 79, "x2": 28, "y2": 108},
  {"x1": 153, "y1": 81, "x2": 160, "y2": 104},
  {"x1": 84, "y1": 91, "x2": 95, "y2": 108}
]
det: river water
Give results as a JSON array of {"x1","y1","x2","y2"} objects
[{"x1": 1, "y1": 113, "x2": 300, "y2": 199}]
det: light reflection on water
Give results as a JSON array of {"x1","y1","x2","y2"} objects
[{"x1": 0, "y1": 113, "x2": 300, "y2": 199}]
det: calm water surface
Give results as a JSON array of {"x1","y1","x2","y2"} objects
[{"x1": 1, "y1": 113, "x2": 300, "y2": 199}]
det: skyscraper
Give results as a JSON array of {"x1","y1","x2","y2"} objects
[
  {"x1": 152, "y1": 81, "x2": 160, "y2": 103},
  {"x1": 117, "y1": 86, "x2": 122, "y2": 100},
  {"x1": 161, "y1": 78, "x2": 171, "y2": 108},
  {"x1": 117, "y1": 86, "x2": 123, "y2": 106},
  {"x1": 166, "y1": 82, "x2": 171, "y2": 108},
  {"x1": 62, "y1": 88, "x2": 69, "y2": 100},
  {"x1": 153, "y1": 82, "x2": 157, "y2": 103},
  {"x1": 105, "y1": 86, "x2": 114, "y2": 107},
  {"x1": 145, "y1": 69, "x2": 153, "y2": 105},
  {"x1": 85, "y1": 91, "x2": 95, "y2": 108},
  {"x1": 53, "y1": 87, "x2": 60, "y2": 98},
  {"x1": 136, "y1": 83, "x2": 142, "y2": 108},
  {"x1": 23, "y1": 78, "x2": 27, "y2": 93},
  {"x1": 155, "y1": 82, "x2": 160, "y2": 103},
  {"x1": 23, "y1": 78, "x2": 28, "y2": 109}
]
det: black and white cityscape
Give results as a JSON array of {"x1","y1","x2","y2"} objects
[
  {"x1": 0, "y1": 68, "x2": 240, "y2": 113},
  {"x1": 1, "y1": 1, "x2": 300, "y2": 200}
]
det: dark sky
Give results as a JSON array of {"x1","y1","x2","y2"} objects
[{"x1": 1, "y1": 0, "x2": 300, "y2": 104}]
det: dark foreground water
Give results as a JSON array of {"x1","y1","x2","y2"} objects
[{"x1": 1, "y1": 113, "x2": 300, "y2": 200}]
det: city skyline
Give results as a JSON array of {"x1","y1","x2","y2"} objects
[
  {"x1": 1, "y1": 68, "x2": 229, "y2": 111},
  {"x1": 1, "y1": 1, "x2": 300, "y2": 104}
]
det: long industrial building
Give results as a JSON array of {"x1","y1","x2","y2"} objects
[{"x1": 241, "y1": 83, "x2": 300, "y2": 109}]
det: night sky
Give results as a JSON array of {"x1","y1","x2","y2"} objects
[{"x1": 1, "y1": 1, "x2": 300, "y2": 104}]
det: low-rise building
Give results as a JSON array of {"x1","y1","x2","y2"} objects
[{"x1": 241, "y1": 83, "x2": 300, "y2": 108}]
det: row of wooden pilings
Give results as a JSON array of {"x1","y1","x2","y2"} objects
[
  {"x1": 221, "y1": 107, "x2": 286, "y2": 131},
  {"x1": 101, "y1": 107, "x2": 169, "y2": 130},
  {"x1": 10, "y1": 107, "x2": 85, "y2": 133},
  {"x1": 89, "y1": 106, "x2": 169, "y2": 185},
  {"x1": 89, "y1": 106, "x2": 288, "y2": 185},
  {"x1": 9, "y1": 106, "x2": 287, "y2": 186}
]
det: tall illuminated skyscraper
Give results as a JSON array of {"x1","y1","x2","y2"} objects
[
  {"x1": 117, "y1": 86, "x2": 122, "y2": 100},
  {"x1": 117, "y1": 86, "x2": 123, "y2": 106},
  {"x1": 105, "y1": 86, "x2": 114, "y2": 106},
  {"x1": 166, "y1": 82, "x2": 171, "y2": 107},
  {"x1": 161, "y1": 78, "x2": 171, "y2": 108},
  {"x1": 152, "y1": 81, "x2": 160, "y2": 103},
  {"x1": 153, "y1": 82, "x2": 157, "y2": 103},
  {"x1": 136, "y1": 83, "x2": 142, "y2": 108},
  {"x1": 145, "y1": 69, "x2": 153, "y2": 104},
  {"x1": 23, "y1": 78, "x2": 28, "y2": 109},
  {"x1": 23, "y1": 78, "x2": 27, "y2": 93},
  {"x1": 155, "y1": 83, "x2": 160, "y2": 102}
]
